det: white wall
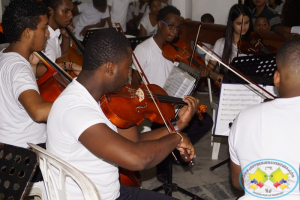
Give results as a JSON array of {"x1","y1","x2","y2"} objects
[{"x1": 191, "y1": 0, "x2": 238, "y2": 25}]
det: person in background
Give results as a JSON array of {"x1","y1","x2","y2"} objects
[
  {"x1": 254, "y1": 16, "x2": 271, "y2": 31},
  {"x1": 274, "y1": 0, "x2": 300, "y2": 38},
  {"x1": 207, "y1": 4, "x2": 253, "y2": 82},
  {"x1": 72, "y1": 0, "x2": 112, "y2": 41},
  {"x1": 126, "y1": 0, "x2": 148, "y2": 36},
  {"x1": 268, "y1": 0, "x2": 284, "y2": 15},
  {"x1": 252, "y1": 0, "x2": 281, "y2": 31},
  {"x1": 139, "y1": 0, "x2": 162, "y2": 37},
  {"x1": 108, "y1": 0, "x2": 134, "y2": 32}
]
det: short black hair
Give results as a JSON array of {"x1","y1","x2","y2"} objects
[
  {"x1": 255, "y1": 16, "x2": 270, "y2": 25},
  {"x1": 93, "y1": 0, "x2": 107, "y2": 8},
  {"x1": 82, "y1": 29, "x2": 131, "y2": 71},
  {"x1": 2, "y1": 0, "x2": 48, "y2": 43},
  {"x1": 157, "y1": 5, "x2": 180, "y2": 22},
  {"x1": 276, "y1": 37, "x2": 300, "y2": 71},
  {"x1": 201, "y1": 13, "x2": 215, "y2": 23},
  {"x1": 43, "y1": 0, "x2": 63, "y2": 10}
]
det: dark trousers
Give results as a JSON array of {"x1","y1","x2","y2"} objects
[
  {"x1": 30, "y1": 143, "x2": 46, "y2": 182},
  {"x1": 153, "y1": 113, "x2": 213, "y2": 171},
  {"x1": 116, "y1": 184, "x2": 178, "y2": 200}
]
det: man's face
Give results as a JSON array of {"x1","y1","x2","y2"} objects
[
  {"x1": 31, "y1": 15, "x2": 50, "y2": 52},
  {"x1": 52, "y1": 0, "x2": 74, "y2": 28},
  {"x1": 112, "y1": 48, "x2": 133, "y2": 92},
  {"x1": 158, "y1": 13, "x2": 182, "y2": 43}
]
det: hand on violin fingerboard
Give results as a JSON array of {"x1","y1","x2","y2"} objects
[
  {"x1": 175, "y1": 132, "x2": 195, "y2": 161},
  {"x1": 177, "y1": 96, "x2": 200, "y2": 129}
]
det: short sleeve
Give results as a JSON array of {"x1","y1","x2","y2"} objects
[
  {"x1": 107, "y1": 0, "x2": 114, "y2": 6},
  {"x1": 77, "y1": 3, "x2": 88, "y2": 13},
  {"x1": 61, "y1": 103, "x2": 105, "y2": 141},
  {"x1": 208, "y1": 38, "x2": 224, "y2": 62},
  {"x1": 133, "y1": 43, "x2": 147, "y2": 72}
]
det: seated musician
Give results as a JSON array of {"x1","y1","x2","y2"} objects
[
  {"x1": 206, "y1": 4, "x2": 253, "y2": 82},
  {"x1": 132, "y1": 5, "x2": 213, "y2": 182},
  {"x1": 36, "y1": 0, "x2": 81, "y2": 78},
  {"x1": 46, "y1": 28, "x2": 197, "y2": 200},
  {"x1": 229, "y1": 36, "x2": 300, "y2": 199},
  {"x1": 139, "y1": 0, "x2": 162, "y2": 37},
  {"x1": 72, "y1": 0, "x2": 112, "y2": 42},
  {"x1": 0, "y1": 0, "x2": 52, "y2": 183}
]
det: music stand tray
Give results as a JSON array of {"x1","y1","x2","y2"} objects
[{"x1": 225, "y1": 53, "x2": 277, "y2": 85}]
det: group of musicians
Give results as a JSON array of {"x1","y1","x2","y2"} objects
[{"x1": 0, "y1": 0, "x2": 299, "y2": 199}]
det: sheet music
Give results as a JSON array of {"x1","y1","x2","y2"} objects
[
  {"x1": 163, "y1": 66, "x2": 195, "y2": 98},
  {"x1": 214, "y1": 83, "x2": 278, "y2": 136}
]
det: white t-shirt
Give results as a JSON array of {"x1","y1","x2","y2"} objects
[
  {"x1": 134, "y1": 37, "x2": 174, "y2": 88},
  {"x1": 209, "y1": 37, "x2": 248, "y2": 64},
  {"x1": 139, "y1": 14, "x2": 157, "y2": 36},
  {"x1": 0, "y1": 51, "x2": 46, "y2": 148},
  {"x1": 107, "y1": 0, "x2": 134, "y2": 32},
  {"x1": 73, "y1": 3, "x2": 110, "y2": 41},
  {"x1": 126, "y1": 2, "x2": 140, "y2": 22},
  {"x1": 47, "y1": 78, "x2": 119, "y2": 200},
  {"x1": 229, "y1": 96, "x2": 300, "y2": 194},
  {"x1": 45, "y1": 26, "x2": 61, "y2": 62}
]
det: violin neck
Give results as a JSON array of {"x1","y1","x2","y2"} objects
[{"x1": 155, "y1": 93, "x2": 187, "y2": 105}]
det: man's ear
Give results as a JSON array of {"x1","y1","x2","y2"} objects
[
  {"x1": 48, "y1": 7, "x2": 54, "y2": 17},
  {"x1": 273, "y1": 70, "x2": 280, "y2": 88},
  {"x1": 23, "y1": 28, "x2": 32, "y2": 39},
  {"x1": 105, "y1": 61, "x2": 115, "y2": 76},
  {"x1": 158, "y1": 20, "x2": 163, "y2": 29}
]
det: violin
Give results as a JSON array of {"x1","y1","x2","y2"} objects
[
  {"x1": 100, "y1": 84, "x2": 189, "y2": 129},
  {"x1": 36, "y1": 52, "x2": 142, "y2": 188},
  {"x1": 162, "y1": 37, "x2": 206, "y2": 71},
  {"x1": 239, "y1": 31, "x2": 278, "y2": 55},
  {"x1": 55, "y1": 27, "x2": 84, "y2": 78}
]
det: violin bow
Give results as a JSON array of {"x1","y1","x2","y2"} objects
[
  {"x1": 237, "y1": 13, "x2": 245, "y2": 58},
  {"x1": 190, "y1": 23, "x2": 202, "y2": 66},
  {"x1": 197, "y1": 43, "x2": 276, "y2": 100},
  {"x1": 114, "y1": 23, "x2": 194, "y2": 164}
]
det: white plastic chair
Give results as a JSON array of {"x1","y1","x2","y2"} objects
[
  {"x1": 28, "y1": 143, "x2": 101, "y2": 200},
  {"x1": 207, "y1": 78, "x2": 221, "y2": 160}
]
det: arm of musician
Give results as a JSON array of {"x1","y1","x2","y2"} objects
[
  {"x1": 19, "y1": 90, "x2": 52, "y2": 123},
  {"x1": 29, "y1": 53, "x2": 47, "y2": 78},
  {"x1": 56, "y1": 61, "x2": 82, "y2": 76},
  {"x1": 130, "y1": 69, "x2": 143, "y2": 87},
  {"x1": 207, "y1": 60, "x2": 223, "y2": 82},
  {"x1": 230, "y1": 159, "x2": 244, "y2": 191},
  {"x1": 139, "y1": 25, "x2": 147, "y2": 37},
  {"x1": 79, "y1": 123, "x2": 185, "y2": 170},
  {"x1": 79, "y1": 18, "x2": 108, "y2": 36},
  {"x1": 107, "y1": 17, "x2": 113, "y2": 28}
]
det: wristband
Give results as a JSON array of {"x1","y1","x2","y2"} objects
[{"x1": 171, "y1": 131, "x2": 183, "y2": 147}]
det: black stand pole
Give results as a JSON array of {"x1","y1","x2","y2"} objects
[
  {"x1": 152, "y1": 154, "x2": 205, "y2": 200},
  {"x1": 209, "y1": 158, "x2": 230, "y2": 171}
]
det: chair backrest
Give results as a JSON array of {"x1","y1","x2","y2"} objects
[
  {"x1": 28, "y1": 143, "x2": 101, "y2": 200},
  {"x1": 0, "y1": 142, "x2": 38, "y2": 200}
]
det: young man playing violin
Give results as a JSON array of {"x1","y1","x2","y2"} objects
[
  {"x1": 229, "y1": 37, "x2": 300, "y2": 198},
  {"x1": 0, "y1": 0, "x2": 51, "y2": 186},
  {"x1": 36, "y1": 0, "x2": 81, "y2": 77},
  {"x1": 46, "y1": 28, "x2": 197, "y2": 200},
  {"x1": 132, "y1": 5, "x2": 213, "y2": 182}
]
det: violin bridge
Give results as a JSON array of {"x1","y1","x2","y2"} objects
[{"x1": 135, "y1": 88, "x2": 144, "y2": 102}]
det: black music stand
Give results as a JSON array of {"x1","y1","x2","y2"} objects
[
  {"x1": 153, "y1": 62, "x2": 204, "y2": 200},
  {"x1": 210, "y1": 53, "x2": 277, "y2": 171},
  {"x1": 127, "y1": 36, "x2": 150, "y2": 50}
]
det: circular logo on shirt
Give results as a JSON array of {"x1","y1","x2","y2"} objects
[{"x1": 240, "y1": 159, "x2": 299, "y2": 199}]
